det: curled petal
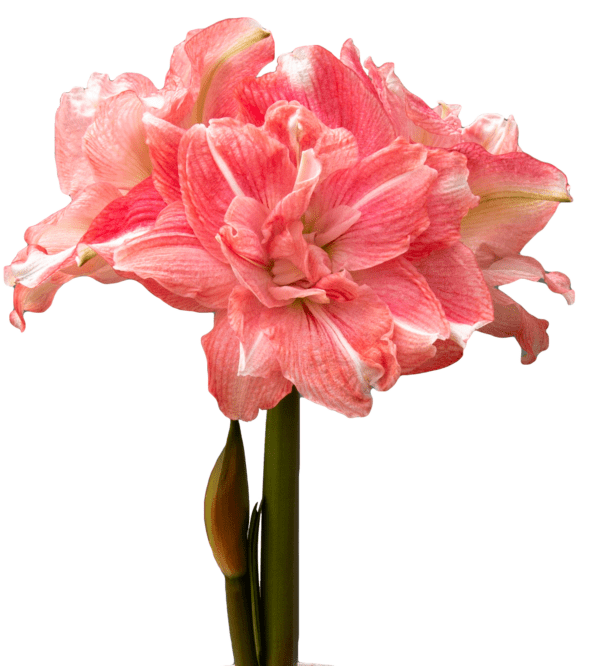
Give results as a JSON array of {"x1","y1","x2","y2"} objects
[
  {"x1": 416, "y1": 243, "x2": 494, "y2": 346},
  {"x1": 83, "y1": 91, "x2": 153, "y2": 191},
  {"x1": 55, "y1": 72, "x2": 158, "y2": 196},
  {"x1": 479, "y1": 287, "x2": 550, "y2": 365},
  {"x1": 237, "y1": 45, "x2": 395, "y2": 157},
  {"x1": 353, "y1": 255, "x2": 450, "y2": 372},
  {"x1": 259, "y1": 278, "x2": 399, "y2": 417},
  {"x1": 8, "y1": 256, "x2": 124, "y2": 331},
  {"x1": 405, "y1": 148, "x2": 479, "y2": 262},
  {"x1": 6, "y1": 183, "x2": 121, "y2": 290},
  {"x1": 201, "y1": 310, "x2": 292, "y2": 421},
  {"x1": 484, "y1": 254, "x2": 575, "y2": 304},
  {"x1": 455, "y1": 143, "x2": 572, "y2": 262},
  {"x1": 143, "y1": 114, "x2": 186, "y2": 203},
  {"x1": 319, "y1": 141, "x2": 436, "y2": 270},
  {"x1": 177, "y1": 18, "x2": 274, "y2": 126},
  {"x1": 404, "y1": 338, "x2": 465, "y2": 375},
  {"x1": 461, "y1": 113, "x2": 520, "y2": 155},
  {"x1": 113, "y1": 202, "x2": 237, "y2": 311},
  {"x1": 81, "y1": 177, "x2": 167, "y2": 265},
  {"x1": 353, "y1": 49, "x2": 462, "y2": 146},
  {"x1": 262, "y1": 101, "x2": 359, "y2": 178}
]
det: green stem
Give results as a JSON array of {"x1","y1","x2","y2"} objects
[
  {"x1": 261, "y1": 387, "x2": 300, "y2": 666},
  {"x1": 225, "y1": 573, "x2": 259, "y2": 666}
]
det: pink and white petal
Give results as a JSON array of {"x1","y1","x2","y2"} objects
[
  {"x1": 339, "y1": 40, "x2": 379, "y2": 97},
  {"x1": 237, "y1": 45, "x2": 395, "y2": 157},
  {"x1": 55, "y1": 72, "x2": 158, "y2": 196},
  {"x1": 113, "y1": 202, "x2": 236, "y2": 311},
  {"x1": 262, "y1": 101, "x2": 359, "y2": 178},
  {"x1": 416, "y1": 243, "x2": 494, "y2": 346},
  {"x1": 405, "y1": 149, "x2": 479, "y2": 262},
  {"x1": 259, "y1": 281, "x2": 398, "y2": 417},
  {"x1": 133, "y1": 275, "x2": 214, "y2": 313},
  {"x1": 479, "y1": 287, "x2": 550, "y2": 364},
  {"x1": 328, "y1": 165, "x2": 436, "y2": 271},
  {"x1": 178, "y1": 124, "x2": 236, "y2": 261},
  {"x1": 352, "y1": 255, "x2": 450, "y2": 373},
  {"x1": 181, "y1": 18, "x2": 274, "y2": 125},
  {"x1": 6, "y1": 183, "x2": 122, "y2": 290},
  {"x1": 143, "y1": 114, "x2": 186, "y2": 203},
  {"x1": 227, "y1": 285, "x2": 290, "y2": 378},
  {"x1": 217, "y1": 233, "x2": 290, "y2": 308},
  {"x1": 364, "y1": 58, "x2": 462, "y2": 146},
  {"x1": 83, "y1": 91, "x2": 153, "y2": 191},
  {"x1": 6, "y1": 244, "x2": 76, "y2": 289},
  {"x1": 202, "y1": 310, "x2": 291, "y2": 421},
  {"x1": 317, "y1": 139, "x2": 428, "y2": 210},
  {"x1": 263, "y1": 152, "x2": 323, "y2": 277},
  {"x1": 353, "y1": 255, "x2": 450, "y2": 340},
  {"x1": 207, "y1": 119, "x2": 296, "y2": 210},
  {"x1": 9, "y1": 277, "x2": 67, "y2": 332},
  {"x1": 81, "y1": 177, "x2": 167, "y2": 265},
  {"x1": 455, "y1": 143, "x2": 572, "y2": 261},
  {"x1": 544, "y1": 271, "x2": 575, "y2": 304},
  {"x1": 225, "y1": 195, "x2": 270, "y2": 244},
  {"x1": 461, "y1": 114, "x2": 520, "y2": 155},
  {"x1": 25, "y1": 183, "x2": 122, "y2": 252},
  {"x1": 404, "y1": 338, "x2": 465, "y2": 375},
  {"x1": 484, "y1": 254, "x2": 575, "y2": 304}
]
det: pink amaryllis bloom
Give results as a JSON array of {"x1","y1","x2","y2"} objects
[
  {"x1": 80, "y1": 101, "x2": 493, "y2": 419},
  {"x1": 5, "y1": 18, "x2": 274, "y2": 330}
]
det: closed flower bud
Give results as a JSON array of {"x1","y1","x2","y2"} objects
[{"x1": 204, "y1": 420, "x2": 250, "y2": 578}]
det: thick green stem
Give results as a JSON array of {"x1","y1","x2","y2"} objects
[
  {"x1": 261, "y1": 387, "x2": 300, "y2": 666},
  {"x1": 225, "y1": 574, "x2": 259, "y2": 666}
]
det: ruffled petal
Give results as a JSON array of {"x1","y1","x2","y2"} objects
[
  {"x1": 262, "y1": 101, "x2": 359, "y2": 178},
  {"x1": 207, "y1": 118, "x2": 297, "y2": 209},
  {"x1": 360, "y1": 54, "x2": 462, "y2": 146},
  {"x1": 237, "y1": 45, "x2": 395, "y2": 157},
  {"x1": 415, "y1": 243, "x2": 494, "y2": 346},
  {"x1": 178, "y1": 124, "x2": 235, "y2": 261},
  {"x1": 259, "y1": 276, "x2": 398, "y2": 417},
  {"x1": 317, "y1": 141, "x2": 436, "y2": 270},
  {"x1": 83, "y1": 91, "x2": 153, "y2": 191},
  {"x1": 201, "y1": 309, "x2": 291, "y2": 421},
  {"x1": 455, "y1": 143, "x2": 572, "y2": 262},
  {"x1": 113, "y1": 201, "x2": 237, "y2": 311},
  {"x1": 352, "y1": 255, "x2": 450, "y2": 373},
  {"x1": 484, "y1": 254, "x2": 575, "y2": 304},
  {"x1": 479, "y1": 287, "x2": 550, "y2": 365},
  {"x1": 7, "y1": 256, "x2": 124, "y2": 331},
  {"x1": 461, "y1": 113, "x2": 520, "y2": 155},
  {"x1": 81, "y1": 177, "x2": 167, "y2": 265},
  {"x1": 405, "y1": 148, "x2": 479, "y2": 262},
  {"x1": 6, "y1": 183, "x2": 121, "y2": 290},
  {"x1": 55, "y1": 72, "x2": 158, "y2": 196},
  {"x1": 143, "y1": 114, "x2": 186, "y2": 203},
  {"x1": 167, "y1": 18, "x2": 274, "y2": 126}
]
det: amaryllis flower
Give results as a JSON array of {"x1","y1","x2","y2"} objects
[
  {"x1": 80, "y1": 101, "x2": 492, "y2": 419},
  {"x1": 5, "y1": 18, "x2": 573, "y2": 420},
  {"x1": 5, "y1": 18, "x2": 274, "y2": 330}
]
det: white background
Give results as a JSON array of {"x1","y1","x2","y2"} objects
[{"x1": 0, "y1": 1, "x2": 597, "y2": 665}]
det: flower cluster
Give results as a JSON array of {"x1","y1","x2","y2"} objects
[{"x1": 5, "y1": 18, "x2": 573, "y2": 419}]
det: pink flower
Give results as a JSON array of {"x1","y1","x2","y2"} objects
[
  {"x1": 5, "y1": 20, "x2": 573, "y2": 419},
  {"x1": 5, "y1": 18, "x2": 274, "y2": 330}
]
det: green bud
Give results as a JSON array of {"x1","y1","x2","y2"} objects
[{"x1": 204, "y1": 420, "x2": 250, "y2": 578}]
